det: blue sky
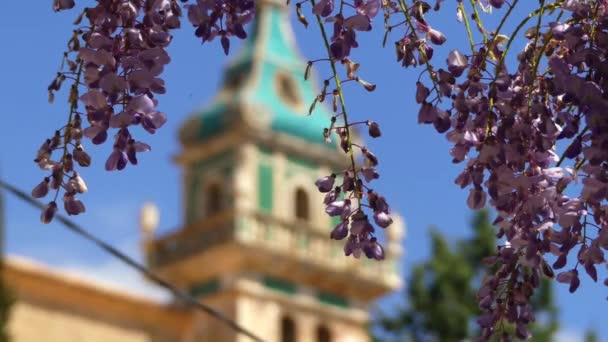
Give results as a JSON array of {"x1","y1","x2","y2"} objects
[{"x1": 0, "y1": 1, "x2": 603, "y2": 341}]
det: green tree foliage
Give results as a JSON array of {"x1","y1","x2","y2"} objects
[
  {"x1": 584, "y1": 330, "x2": 599, "y2": 342},
  {"x1": 374, "y1": 210, "x2": 558, "y2": 342}
]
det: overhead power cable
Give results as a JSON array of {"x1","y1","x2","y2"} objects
[{"x1": 0, "y1": 180, "x2": 265, "y2": 342}]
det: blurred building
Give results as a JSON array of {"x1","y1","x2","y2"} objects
[{"x1": 4, "y1": 0, "x2": 403, "y2": 340}]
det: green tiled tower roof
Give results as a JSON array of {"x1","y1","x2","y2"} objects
[{"x1": 179, "y1": 0, "x2": 336, "y2": 148}]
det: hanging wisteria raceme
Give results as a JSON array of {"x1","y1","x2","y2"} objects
[
  {"x1": 185, "y1": 0, "x2": 256, "y2": 54},
  {"x1": 38, "y1": 0, "x2": 182, "y2": 223},
  {"x1": 386, "y1": 0, "x2": 608, "y2": 339},
  {"x1": 44, "y1": 0, "x2": 608, "y2": 340},
  {"x1": 295, "y1": 0, "x2": 393, "y2": 261}
]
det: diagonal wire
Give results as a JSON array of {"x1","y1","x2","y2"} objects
[{"x1": 0, "y1": 180, "x2": 265, "y2": 342}]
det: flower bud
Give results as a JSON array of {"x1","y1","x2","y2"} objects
[
  {"x1": 73, "y1": 172, "x2": 88, "y2": 193},
  {"x1": 315, "y1": 174, "x2": 336, "y2": 193},
  {"x1": 367, "y1": 121, "x2": 381, "y2": 138},
  {"x1": 324, "y1": 187, "x2": 340, "y2": 205},
  {"x1": 373, "y1": 211, "x2": 393, "y2": 228},
  {"x1": 73, "y1": 145, "x2": 92, "y2": 167},
  {"x1": 447, "y1": 49, "x2": 468, "y2": 77},
  {"x1": 363, "y1": 238, "x2": 385, "y2": 260},
  {"x1": 50, "y1": 168, "x2": 62, "y2": 190},
  {"x1": 361, "y1": 167, "x2": 379, "y2": 182},
  {"x1": 63, "y1": 154, "x2": 74, "y2": 173},
  {"x1": 362, "y1": 148, "x2": 378, "y2": 166},
  {"x1": 31, "y1": 178, "x2": 50, "y2": 198},
  {"x1": 428, "y1": 28, "x2": 446, "y2": 45},
  {"x1": 467, "y1": 187, "x2": 486, "y2": 210},
  {"x1": 53, "y1": 0, "x2": 75, "y2": 12},
  {"x1": 415, "y1": 82, "x2": 430, "y2": 103},
  {"x1": 330, "y1": 222, "x2": 349, "y2": 240},
  {"x1": 350, "y1": 213, "x2": 371, "y2": 235},
  {"x1": 325, "y1": 200, "x2": 346, "y2": 217},
  {"x1": 344, "y1": 236, "x2": 361, "y2": 258},
  {"x1": 356, "y1": 77, "x2": 376, "y2": 92},
  {"x1": 296, "y1": 4, "x2": 308, "y2": 28},
  {"x1": 63, "y1": 194, "x2": 86, "y2": 216},
  {"x1": 421, "y1": 45, "x2": 434, "y2": 63},
  {"x1": 40, "y1": 201, "x2": 58, "y2": 224}
]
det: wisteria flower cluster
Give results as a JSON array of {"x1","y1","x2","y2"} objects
[
  {"x1": 389, "y1": 0, "x2": 608, "y2": 339},
  {"x1": 293, "y1": 0, "x2": 608, "y2": 338},
  {"x1": 294, "y1": 0, "x2": 395, "y2": 261},
  {"x1": 43, "y1": 0, "x2": 608, "y2": 339},
  {"x1": 38, "y1": 0, "x2": 184, "y2": 222}
]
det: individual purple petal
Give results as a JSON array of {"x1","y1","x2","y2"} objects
[
  {"x1": 133, "y1": 141, "x2": 151, "y2": 152},
  {"x1": 341, "y1": 200, "x2": 353, "y2": 220},
  {"x1": 356, "y1": 0, "x2": 380, "y2": 18},
  {"x1": 344, "y1": 14, "x2": 371, "y2": 31},
  {"x1": 428, "y1": 28, "x2": 447, "y2": 45},
  {"x1": 585, "y1": 263, "x2": 598, "y2": 282},
  {"x1": 361, "y1": 167, "x2": 379, "y2": 182},
  {"x1": 325, "y1": 200, "x2": 346, "y2": 216},
  {"x1": 350, "y1": 214, "x2": 372, "y2": 235},
  {"x1": 315, "y1": 174, "x2": 336, "y2": 193},
  {"x1": 99, "y1": 72, "x2": 127, "y2": 94},
  {"x1": 40, "y1": 201, "x2": 58, "y2": 224},
  {"x1": 467, "y1": 188, "x2": 486, "y2": 209},
  {"x1": 324, "y1": 188, "x2": 339, "y2": 205},
  {"x1": 129, "y1": 69, "x2": 156, "y2": 90},
  {"x1": 447, "y1": 49, "x2": 468, "y2": 77},
  {"x1": 80, "y1": 90, "x2": 107, "y2": 109},
  {"x1": 127, "y1": 144, "x2": 138, "y2": 165},
  {"x1": 344, "y1": 236, "x2": 362, "y2": 258},
  {"x1": 87, "y1": 33, "x2": 113, "y2": 50},
  {"x1": 418, "y1": 103, "x2": 437, "y2": 123},
  {"x1": 489, "y1": 0, "x2": 505, "y2": 8},
  {"x1": 31, "y1": 178, "x2": 50, "y2": 198},
  {"x1": 363, "y1": 238, "x2": 385, "y2": 260},
  {"x1": 556, "y1": 269, "x2": 576, "y2": 283},
  {"x1": 420, "y1": 44, "x2": 434, "y2": 62},
  {"x1": 569, "y1": 271, "x2": 580, "y2": 293},
  {"x1": 367, "y1": 121, "x2": 381, "y2": 138},
  {"x1": 53, "y1": 0, "x2": 75, "y2": 12},
  {"x1": 234, "y1": 24, "x2": 248, "y2": 39},
  {"x1": 373, "y1": 211, "x2": 393, "y2": 228},
  {"x1": 64, "y1": 194, "x2": 86, "y2": 216},
  {"x1": 142, "y1": 111, "x2": 167, "y2": 133},
  {"x1": 330, "y1": 221, "x2": 349, "y2": 240},
  {"x1": 110, "y1": 111, "x2": 134, "y2": 128},
  {"x1": 128, "y1": 94, "x2": 155, "y2": 114},
  {"x1": 83, "y1": 126, "x2": 108, "y2": 145},
  {"x1": 416, "y1": 82, "x2": 430, "y2": 103},
  {"x1": 363, "y1": 148, "x2": 379, "y2": 166},
  {"x1": 221, "y1": 36, "x2": 230, "y2": 55},
  {"x1": 330, "y1": 41, "x2": 347, "y2": 59},
  {"x1": 105, "y1": 150, "x2": 127, "y2": 171},
  {"x1": 313, "y1": 0, "x2": 334, "y2": 17}
]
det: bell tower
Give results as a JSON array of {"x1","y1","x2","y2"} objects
[{"x1": 145, "y1": 0, "x2": 404, "y2": 340}]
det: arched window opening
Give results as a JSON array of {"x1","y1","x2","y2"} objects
[
  {"x1": 281, "y1": 316, "x2": 296, "y2": 342},
  {"x1": 206, "y1": 182, "x2": 223, "y2": 216},
  {"x1": 276, "y1": 72, "x2": 301, "y2": 108},
  {"x1": 316, "y1": 324, "x2": 331, "y2": 342},
  {"x1": 295, "y1": 187, "x2": 309, "y2": 221}
]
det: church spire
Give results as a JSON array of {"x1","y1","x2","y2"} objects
[{"x1": 178, "y1": 0, "x2": 339, "y2": 155}]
